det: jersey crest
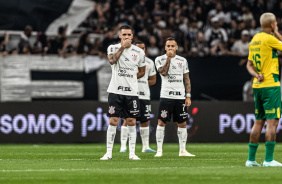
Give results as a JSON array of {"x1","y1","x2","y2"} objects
[
  {"x1": 108, "y1": 106, "x2": 115, "y2": 114},
  {"x1": 161, "y1": 110, "x2": 168, "y2": 118},
  {"x1": 177, "y1": 62, "x2": 183, "y2": 69},
  {"x1": 132, "y1": 54, "x2": 137, "y2": 62}
]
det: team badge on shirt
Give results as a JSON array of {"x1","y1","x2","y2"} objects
[
  {"x1": 132, "y1": 54, "x2": 137, "y2": 62},
  {"x1": 108, "y1": 106, "x2": 115, "y2": 114},
  {"x1": 177, "y1": 63, "x2": 183, "y2": 69},
  {"x1": 161, "y1": 110, "x2": 168, "y2": 118}
]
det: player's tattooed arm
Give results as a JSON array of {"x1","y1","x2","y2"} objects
[
  {"x1": 183, "y1": 73, "x2": 191, "y2": 94},
  {"x1": 107, "y1": 47, "x2": 125, "y2": 65},
  {"x1": 184, "y1": 72, "x2": 192, "y2": 106},
  {"x1": 157, "y1": 57, "x2": 171, "y2": 76}
]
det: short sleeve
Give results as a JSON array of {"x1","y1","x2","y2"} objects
[
  {"x1": 155, "y1": 57, "x2": 163, "y2": 70},
  {"x1": 183, "y1": 59, "x2": 189, "y2": 74},
  {"x1": 267, "y1": 35, "x2": 282, "y2": 51},
  {"x1": 148, "y1": 59, "x2": 156, "y2": 76},
  {"x1": 107, "y1": 45, "x2": 115, "y2": 55},
  {"x1": 138, "y1": 51, "x2": 146, "y2": 67}
]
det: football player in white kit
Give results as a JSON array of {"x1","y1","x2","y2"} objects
[
  {"x1": 120, "y1": 41, "x2": 157, "y2": 153},
  {"x1": 100, "y1": 25, "x2": 146, "y2": 160},
  {"x1": 154, "y1": 37, "x2": 195, "y2": 157}
]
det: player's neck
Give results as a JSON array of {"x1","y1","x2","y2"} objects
[
  {"x1": 261, "y1": 27, "x2": 272, "y2": 34},
  {"x1": 166, "y1": 53, "x2": 176, "y2": 58}
]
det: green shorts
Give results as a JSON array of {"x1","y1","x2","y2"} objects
[{"x1": 253, "y1": 86, "x2": 281, "y2": 120}]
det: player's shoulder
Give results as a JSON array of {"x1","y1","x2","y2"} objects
[
  {"x1": 155, "y1": 54, "x2": 166, "y2": 61},
  {"x1": 145, "y1": 57, "x2": 154, "y2": 64},
  {"x1": 107, "y1": 43, "x2": 120, "y2": 49},
  {"x1": 175, "y1": 55, "x2": 187, "y2": 62},
  {"x1": 131, "y1": 45, "x2": 145, "y2": 55}
]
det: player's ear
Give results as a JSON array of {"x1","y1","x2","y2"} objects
[
  {"x1": 175, "y1": 44, "x2": 178, "y2": 51},
  {"x1": 119, "y1": 33, "x2": 122, "y2": 39}
]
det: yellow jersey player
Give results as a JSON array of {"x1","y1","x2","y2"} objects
[{"x1": 246, "y1": 13, "x2": 282, "y2": 167}]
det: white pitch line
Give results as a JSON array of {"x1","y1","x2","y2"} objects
[
  {"x1": 0, "y1": 166, "x2": 237, "y2": 173},
  {"x1": 63, "y1": 159, "x2": 84, "y2": 161}
]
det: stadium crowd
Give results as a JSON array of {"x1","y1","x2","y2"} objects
[{"x1": 1, "y1": 0, "x2": 282, "y2": 58}]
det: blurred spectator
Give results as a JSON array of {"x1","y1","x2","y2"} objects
[
  {"x1": 190, "y1": 32, "x2": 209, "y2": 57},
  {"x1": 230, "y1": 30, "x2": 250, "y2": 57},
  {"x1": 76, "y1": 32, "x2": 93, "y2": 56},
  {"x1": 147, "y1": 35, "x2": 160, "y2": 58},
  {"x1": 208, "y1": 2, "x2": 225, "y2": 25},
  {"x1": 0, "y1": 32, "x2": 9, "y2": 56},
  {"x1": 48, "y1": 25, "x2": 75, "y2": 57},
  {"x1": 33, "y1": 32, "x2": 49, "y2": 55},
  {"x1": 18, "y1": 25, "x2": 33, "y2": 54},
  {"x1": 204, "y1": 16, "x2": 228, "y2": 56},
  {"x1": 249, "y1": 19, "x2": 260, "y2": 37}
]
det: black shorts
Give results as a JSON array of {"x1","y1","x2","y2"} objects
[
  {"x1": 107, "y1": 93, "x2": 140, "y2": 118},
  {"x1": 157, "y1": 98, "x2": 188, "y2": 123},
  {"x1": 136, "y1": 100, "x2": 151, "y2": 123}
]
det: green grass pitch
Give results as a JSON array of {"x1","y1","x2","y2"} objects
[{"x1": 0, "y1": 143, "x2": 282, "y2": 184}]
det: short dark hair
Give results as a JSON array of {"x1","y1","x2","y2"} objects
[
  {"x1": 166, "y1": 37, "x2": 176, "y2": 42},
  {"x1": 120, "y1": 25, "x2": 132, "y2": 31},
  {"x1": 134, "y1": 41, "x2": 145, "y2": 45}
]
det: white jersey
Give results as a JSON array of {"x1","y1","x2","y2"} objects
[
  {"x1": 155, "y1": 54, "x2": 189, "y2": 99},
  {"x1": 138, "y1": 57, "x2": 156, "y2": 100},
  {"x1": 107, "y1": 43, "x2": 146, "y2": 96}
]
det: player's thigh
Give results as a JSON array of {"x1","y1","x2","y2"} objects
[
  {"x1": 173, "y1": 99, "x2": 188, "y2": 123},
  {"x1": 253, "y1": 88, "x2": 266, "y2": 120},
  {"x1": 123, "y1": 95, "x2": 140, "y2": 118},
  {"x1": 136, "y1": 100, "x2": 151, "y2": 123},
  {"x1": 157, "y1": 98, "x2": 172, "y2": 122},
  {"x1": 262, "y1": 87, "x2": 281, "y2": 119},
  {"x1": 107, "y1": 93, "x2": 123, "y2": 117}
]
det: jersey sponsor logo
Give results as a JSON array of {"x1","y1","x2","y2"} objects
[
  {"x1": 118, "y1": 86, "x2": 132, "y2": 91},
  {"x1": 124, "y1": 57, "x2": 130, "y2": 61},
  {"x1": 168, "y1": 78, "x2": 182, "y2": 83},
  {"x1": 169, "y1": 91, "x2": 181, "y2": 95},
  {"x1": 177, "y1": 62, "x2": 183, "y2": 69},
  {"x1": 139, "y1": 91, "x2": 145, "y2": 95},
  {"x1": 108, "y1": 106, "x2": 115, "y2": 114},
  {"x1": 168, "y1": 76, "x2": 176, "y2": 79},
  {"x1": 172, "y1": 66, "x2": 176, "y2": 69},
  {"x1": 118, "y1": 69, "x2": 133, "y2": 78},
  {"x1": 132, "y1": 54, "x2": 138, "y2": 61},
  {"x1": 161, "y1": 110, "x2": 168, "y2": 118},
  {"x1": 161, "y1": 58, "x2": 166, "y2": 61}
]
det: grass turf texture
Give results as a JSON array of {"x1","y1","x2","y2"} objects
[{"x1": 0, "y1": 143, "x2": 282, "y2": 184}]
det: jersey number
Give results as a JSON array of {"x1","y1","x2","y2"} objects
[
  {"x1": 133, "y1": 100, "x2": 137, "y2": 108},
  {"x1": 252, "y1": 54, "x2": 261, "y2": 72}
]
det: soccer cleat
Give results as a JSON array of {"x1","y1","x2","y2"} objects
[
  {"x1": 263, "y1": 160, "x2": 282, "y2": 167},
  {"x1": 245, "y1": 160, "x2": 261, "y2": 167},
  {"x1": 100, "y1": 153, "x2": 112, "y2": 160},
  {"x1": 129, "y1": 154, "x2": 141, "y2": 160},
  {"x1": 154, "y1": 151, "x2": 163, "y2": 157},
  {"x1": 179, "y1": 150, "x2": 195, "y2": 157},
  {"x1": 142, "y1": 148, "x2": 157, "y2": 153},
  {"x1": 119, "y1": 148, "x2": 127, "y2": 152}
]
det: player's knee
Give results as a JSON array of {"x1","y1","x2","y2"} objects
[
  {"x1": 109, "y1": 117, "x2": 119, "y2": 126},
  {"x1": 125, "y1": 118, "x2": 136, "y2": 126},
  {"x1": 177, "y1": 121, "x2": 186, "y2": 128},
  {"x1": 158, "y1": 119, "x2": 166, "y2": 126}
]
